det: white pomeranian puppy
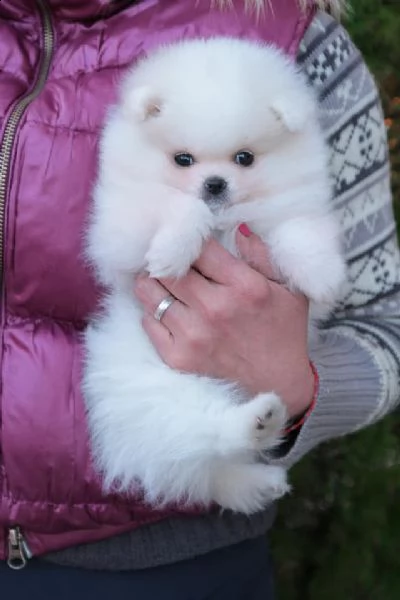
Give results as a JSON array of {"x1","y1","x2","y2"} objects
[{"x1": 84, "y1": 38, "x2": 345, "y2": 514}]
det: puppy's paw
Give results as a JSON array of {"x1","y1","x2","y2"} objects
[
  {"x1": 145, "y1": 233, "x2": 195, "y2": 278},
  {"x1": 212, "y1": 463, "x2": 290, "y2": 514},
  {"x1": 247, "y1": 393, "x2": 287, "y2": 451},
  {"x1": 268, "y1": 218, "x2": 346, "y2": 304},
  {"x1": 221, "y1": 393, "x2": 286, "y2": 456},
  {"x1": 145, "y1": 202, "x2": 214, "y2": 278},
  {"x1": 289, "y1": 252, "x2": 346, "y2": 304}
]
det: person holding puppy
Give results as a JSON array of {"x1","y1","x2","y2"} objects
[{"x1": 0, "y1": 0, "x2": 399, "y2": 598}]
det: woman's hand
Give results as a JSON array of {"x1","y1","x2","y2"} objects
[{"x1": 134, "y1": 228, "x2": 314, "y2": 419}]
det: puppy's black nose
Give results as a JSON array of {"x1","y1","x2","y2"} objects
[{"x1": 204, "y1": 176, "x2": 227, "y2": 196}]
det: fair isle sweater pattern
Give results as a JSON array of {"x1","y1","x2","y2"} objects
[{"x1": 279, "y1": 10, "x2": 400, "y2": 470}]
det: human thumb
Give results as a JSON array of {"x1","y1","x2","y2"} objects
[{"x1": 236, "y1": 224, "x2": 279, "y2": 281}]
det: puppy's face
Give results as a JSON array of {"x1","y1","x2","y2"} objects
[
  {"x1": 149, "y1": 142, "x2": 273, "y2": 214},
  {"x1": 157, "y1": 129, "x2": 278, "y2": 213},
  {"x1": 169, "y1": 148, "x2": 257, "y2": 212},
  {"x1": 121, "y1": 43, "x2": 315, "y2": 212}
]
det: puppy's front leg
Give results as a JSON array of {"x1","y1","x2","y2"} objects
[
  {"x1": 145, "y1": 195, "x2": 214, "y2": 278},
  {"x1": 267, "y1": 216, "x2": 346, "y2": 304},
  {"x1": 89, "y1": 182, "x2": 213, "y2": 284}
]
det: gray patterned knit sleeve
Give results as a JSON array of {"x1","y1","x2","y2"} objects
[{"x1": 276, "y1": 10, "x2": 400, "y2": 469}]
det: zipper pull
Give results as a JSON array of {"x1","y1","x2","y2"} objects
[{"x1": 7, "y1": 527, "x2": 29, "y2": 570}]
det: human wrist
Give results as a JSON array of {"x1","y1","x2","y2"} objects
[{"x1": 284, "y1": 361, "x2": 318, "y2": 434}]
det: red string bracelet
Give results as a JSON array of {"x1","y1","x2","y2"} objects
[{"x1": 283, "y1": 361, "x2": 319, "y2": 436}]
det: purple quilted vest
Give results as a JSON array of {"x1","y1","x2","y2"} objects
[{"x1": 0, "y1": 0, "x2": 314, "y2": 562}]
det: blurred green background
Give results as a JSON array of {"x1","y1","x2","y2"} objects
[{"x1": 272, "y1": 1, "x2": 400, "y2": 598}]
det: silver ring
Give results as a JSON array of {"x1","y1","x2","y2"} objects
[{"x1": 153, "y1": 295, "x2": 175, "y2": 322}]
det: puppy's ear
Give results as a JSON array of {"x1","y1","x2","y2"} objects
[
  {"x1": 270, "y1": 94, "x2": 314, "y2": 133},
  {"x1": 123, "y1": 86, "x2": 163, "y2": 122}
]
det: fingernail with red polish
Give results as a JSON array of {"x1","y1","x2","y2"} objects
[{"x1": 238, "y1": 223, "x2": 252, "y2": 237}]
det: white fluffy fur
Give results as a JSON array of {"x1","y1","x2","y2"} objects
[
  {"x1": 216, "y1": 0, "x2": 347, "y2": 17},
  {"x1": 84, "y1": 38, "x2": 346, "y2": 514}
]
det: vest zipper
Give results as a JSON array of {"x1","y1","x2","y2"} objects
[
  {"x1": 7, "y1": 527, "x2": 32, "y2": 570},
  {"x1": 0, "y1": 0, "x2": 55, "y2": 285},
  {"x1": 1, "y1": 0, "x2": 54, "y2": 568}
]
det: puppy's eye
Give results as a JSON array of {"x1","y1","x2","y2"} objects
[
  {"x1": 234, "y1": 151, "x2": 254, "y2": 167},
  {"x1": 174, "y1": 152, "x2": 195, "y2": 167}
]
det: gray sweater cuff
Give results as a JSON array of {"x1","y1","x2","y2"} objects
[{"x1": 274, "y1": 327, "x2": 383, "y2": 469}]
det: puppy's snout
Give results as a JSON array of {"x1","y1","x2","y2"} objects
[{"x1": 204, "y1": 176, "x2": 227, "y2": 196}]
